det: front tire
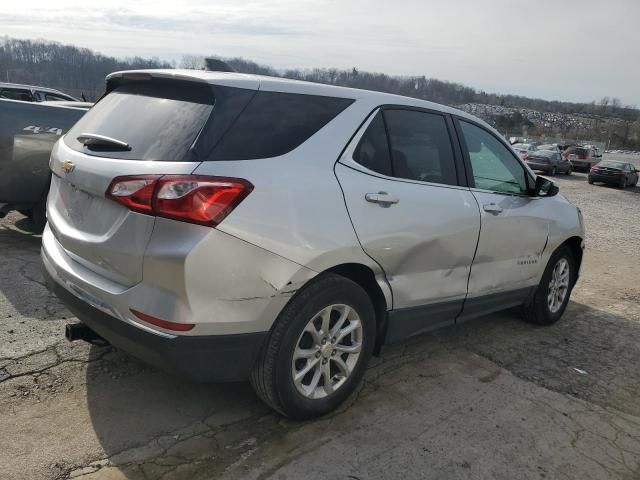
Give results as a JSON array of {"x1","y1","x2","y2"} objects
[
  {"x1": 550, "y1": 167, "x2": 557, "y2": 176},
  {"x1": 250, "y1": 273, "x2": 376, "y2": 419},
  {"x1": 522, "y1": 246, "x2": 574, "y2": 326}
]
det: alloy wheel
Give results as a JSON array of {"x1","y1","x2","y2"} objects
[
  {"x1": 547, "y1": 258, "x2": 570, "y2": 313},
  {"x1": 291, "y1": 304, "x2": 363, "y2": 399}
]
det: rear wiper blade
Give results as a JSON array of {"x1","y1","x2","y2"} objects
[{"x1": 77, "y1": 133, "x2": 131, "y2": 151}]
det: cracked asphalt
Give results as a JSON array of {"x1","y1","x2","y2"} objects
[{"x1": 2, "y1": 156, "x2": 640, "y2": 480}]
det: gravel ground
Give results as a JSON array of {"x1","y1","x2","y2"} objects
[{"x1": 1, "y1": 154, "x2": 640, "y2": 480}]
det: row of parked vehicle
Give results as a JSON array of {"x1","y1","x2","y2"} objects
[
  {"x1": 1, "y1": 74, "x2": 585, "y2": 419},
  {"x1": 511, "y1": 140, "x2": 638, "y2": 189}
]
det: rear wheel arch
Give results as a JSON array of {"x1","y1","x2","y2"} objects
[{"x1": 321, "y1": 263, "x2": 389, "y2": 354}]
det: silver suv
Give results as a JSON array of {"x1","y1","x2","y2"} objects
[{"x1": 43, "y1": 70, "x2": 585, "y2": 419}]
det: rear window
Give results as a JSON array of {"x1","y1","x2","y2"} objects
[
  {"x1": 64, "y1": 80, "x2": 214, "y2": 161},
  {"x1": 566, "y1": 147, "x2": 587, "y2": 155},
  {"x1": 210, "y1": 91, "x2": 353, "y2": 160}
]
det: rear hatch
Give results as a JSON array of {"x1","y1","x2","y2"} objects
[{"x1": 47, "y1": 75, "x2": 252, "y2": 287}]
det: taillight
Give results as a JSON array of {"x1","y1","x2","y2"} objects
[
  {"x1": 106, "y1": 175, "x2": 253, "y2": 227},
  {"x1": 523, "y1": 153, "x2": 529, "y2": 160}
]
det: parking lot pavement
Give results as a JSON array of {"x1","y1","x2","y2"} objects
[{"x1": 2, "y1": 162, "x2": 640, "y2": 480}]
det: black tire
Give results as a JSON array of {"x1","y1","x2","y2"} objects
[
  {"x1": 522, "y1": 246, "x2": 575, "y2": 326},
  {"x1": 620, "y1": 178, "x2": 627, "y2": 190},
  {"x1": 550, "y1": 167, "x2": 557, "y2": 177},
  {"x1": 565, "y1": 167, "x2": 572, "y2": 175},
  {"x1": 587, "y1": 177, "x2": 594, "y2": 184},
  {"x1": 31, "y1": 190, "x2": 48, "y2": 234},
  {"x1": 250, "y1": 273, "x2": 376, "y2": 419}
]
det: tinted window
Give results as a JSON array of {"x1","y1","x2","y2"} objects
[
  {"x1": 384, "y1": 109, "x2": 457, "y2": 185},
  {"x1": 0, "y1": 88, "x2": 33, "y2": 101},
  {"x1": 43, "y1": 92, "x2": 73, "y2": 101},
  {"x1": 211, "y1": 91, "x2": 353, "y2": 160},
  {"x1": 352, "y1": 112, "x2": 392, "y2": 176},
  {"x1": 460, "y1": 121, "x2": 528, "y2": 195},
  {"x1": 64, "y1": 80, "x2": 213, "y2": 161}
]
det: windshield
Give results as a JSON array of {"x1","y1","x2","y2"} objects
[
  {"x1": 512, "y1": 143, "x2": 531, "y2": 150},
  {"x1": 537, "y1": 144, "x2": 556, "y2": 151}
]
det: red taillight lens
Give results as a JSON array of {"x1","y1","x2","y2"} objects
[
  {"x1": 154, "y1": 176, "x2": 253, "y2": 226},
  {"x1": 523, "y1": 153, "x2": 529, "y2": 160},
  {"x1": 106, "y1": 175, "x2": 253, "y2": 227},
  {"x1": 130, "y1": 309, "x2": 194, "y2": 332},
  {"x1": 106, "y1": 176, "x2": 160, "y2": 214}
]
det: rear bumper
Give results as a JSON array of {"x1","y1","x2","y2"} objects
[{"x1": 42, "y1": 264, "x2": 267, "y2": 382}]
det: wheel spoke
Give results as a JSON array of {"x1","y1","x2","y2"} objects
[
  {"x1": 330, "y1": 305, "x2": 351, "y2": 337},
  {"x1": 322, "y1": 362, "x2": 334, "y2": 395},
  {"x1": 294, "y1": 347, "x2": 317, "y2": 360},
  {"x1": 335, "y1": 343, "x2": 361, "y2": 354},
  {"x1": 305, "y1": 365, "x2": 322, "y2": 395},
  {"x1": 294, "y1": 357, "x2": 320, "y2": 383},
  {"x1": 336, "y1": 319, "x2": 360, "y2": 343},
  {"x1": 304, "y1": 322, "x2": 322, "y2": 344},
  {"x1": 319, "y1": 306, "x2": 332, "y2": 336}
]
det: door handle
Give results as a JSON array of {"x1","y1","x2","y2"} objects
[
  {"x1": 365, "y1": 192, "x2": 399, "y2": 205},
  {"x1": 483, "y1": 203, "x2": 503, "y2": 214}
]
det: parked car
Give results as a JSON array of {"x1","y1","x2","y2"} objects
[
  {"x1": 526, "y1": 149, "x2": 572, "y2": 176},
  {"x1": 588, "y1": 160, "x2": 639, "y2": 189},
  {"x1": 43, "y1": 69, "x2": 585, "y2": 419},
  {"x1": 0, "y1": 98, "x2": 91, "y2": 230},
  {"x1": 564, "y1": 146, "x2": 600, "y2": 172},
  {"x1": 0, "y1": 82, "x2": 81, "y2": 102},
  {"x1": 511, "y1": 142, "x2": 537, "y2": 159}
]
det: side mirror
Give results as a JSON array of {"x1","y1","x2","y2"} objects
[{"x1": 533, "y1": 176, "x2": 559, "y2": 197}]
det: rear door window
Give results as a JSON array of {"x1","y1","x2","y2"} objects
[
  {"x1": 383, "y1": 109, "x2": 457, "y2": 186},
  {"x1": 352, "y1": 112, "x2": 392, "y2": 176},
  {"x1": 210, "y1": 91, "x2": 353, "y2": 160},
  {"x1": 64, "y1": 80, "x2": 214, "y2": 161}
]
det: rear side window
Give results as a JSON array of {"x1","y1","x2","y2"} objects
[
  {"x1": 384, "y1": 109, "x2": 457, "y2": 185},
  {"x1": 1, "y1": 88, "x2": 34, "y2": 102},
  {"x1": 64, "y1": 80, "x2": 214, "y2": 161},
  {"x1": 210, "y1": 91, "x2": 353, "y2": 160},
  {"x1": 352, "y1": 112, "x2": 392, "y2": 176}
]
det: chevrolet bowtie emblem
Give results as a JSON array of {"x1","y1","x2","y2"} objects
[{"x1": 62, "y1": 160, "x2": 75, "y2": 174}]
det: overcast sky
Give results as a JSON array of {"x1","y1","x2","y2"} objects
[{"x1": 2, "y1": 0, "x2": 639, "y2": 105}]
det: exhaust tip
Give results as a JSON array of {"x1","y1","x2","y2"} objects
[{"x1": 65, "y1": 323, "x2": 108, "y2": 346}]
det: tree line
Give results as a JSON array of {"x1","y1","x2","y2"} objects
[{"x1": 1, "y1": 37, "x2": 638, "y2": 148}]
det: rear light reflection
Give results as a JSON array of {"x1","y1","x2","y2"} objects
[
  {"x1": 130, "y1": 309, "x2": 195, "y2": 332},
  {"x1": 106, "y1": 175, "x2": 253, "y2": 227}
]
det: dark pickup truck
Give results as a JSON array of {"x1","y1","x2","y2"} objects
[{"x1": 0, "y1": 99, "x2": 91, "y2": 230}]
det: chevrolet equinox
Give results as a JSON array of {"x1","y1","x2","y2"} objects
[{"x1": 43, "y1": 70, "x2": 585, "y2": 419}]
